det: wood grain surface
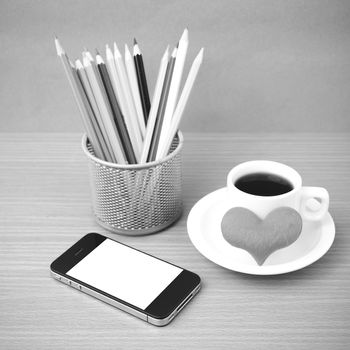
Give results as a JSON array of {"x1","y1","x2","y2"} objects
[{"x1": 0, "y1": 133, "x2": 349, "y2": 350}]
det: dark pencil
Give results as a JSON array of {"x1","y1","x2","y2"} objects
[
  {"x1": 147, "y1": 47, "x2": 177, "y2": 162},
  {"x1": 96, "y1": 52, "x2": 137, "y2": 164},
  {"x1": 133, "y1": 39, "x2": 151, "y2": 124}
]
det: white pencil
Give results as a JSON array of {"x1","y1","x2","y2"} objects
[
  {"x1": 125, "y1": 44, "x2": 146, "y2": 138},
  {"x1": 83, "y1": 56, "x2": 127, "y2": 164},
  {"x1": 105, "y1": 45, "x2": 129, "y2": 122},
  {"x1": 54, "y1": 38, "x2": 105, "y2": 160},
  {"x1": 114, "y1": 43, "x2": 143, "y2": 161},
  {"x1": 157, "y1": 48, "x2": 204, "y2": 160},
  {"x1": 83, "y1": 49, "x2": 94, "y2": 62},
  {"x1": 156, "y1": 29, "x2": 189, "y2": 160},
  {"x1": 140, "y1": 46, "x2": 169, "y2": 163}
]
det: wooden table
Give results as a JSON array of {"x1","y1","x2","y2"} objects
[{"x1": 1, "y1": 133, "x2": 349, "y2": 349}]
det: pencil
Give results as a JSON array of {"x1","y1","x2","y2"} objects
[
  {"x1": 114, "y1": 43, "x2": 143, "y2": 161},
  {"x1": 156, "y1": 29, "x2": 189, "y2": 160},
  {"x1": 157, "y1": 48, "x2": 204, "y2": 160},
  {"x1": 96, "y1": 53, "x2": 137, "y2": 164},
  {"x1": 81, "y1": 50, "x2": 118, "y2": 162},
  {"x1": 133, "y1": 38, "x2": 151, "y2": 124},
  {"x1": 83, "y1": 55, "x2": 127, "y2": 164},
  {"x1": 105, "y1": 45, "x2": 129, "y2": 124},
  {"x1": 75, "y1": 59, "x2": 113, "y2": 162},
  {"x1": 55, "y1": 38, "x2": 105, "y2": 160},
  {"x1": 140, "y1": 46, "x2": 169, "y2": 164},
  {"x1": 105, "y1": 45, "x2": 138, "y2": 161},
  {"x1": 147, "y1": 47, "x2": 177, "y2": 162},
  {"x1": 125, "y1": 44, "x2": 146, "y2": 138}
]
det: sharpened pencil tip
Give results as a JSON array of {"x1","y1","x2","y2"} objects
[
  {"x1": 192, "y1": 48, "x2": 204, "y2": 65},
  {"x1": 96, "y1": 54, "x2": 104, "y2": 65},
  {"x1": 55, "y1": 37, "x2": 64, "y2": 56},
  {"x1": 95, "y1": 48, "x2": 100, "y2": 55},
  {"x1": 106, "y1": 44, "x2": 113, "y2": 59},
  {"x1": 75, "y1": 59, "x2": 83, "y2": 69},
  {"x1": 180, "y1": 28, "x2": 188, "y2": 42},
  {"x1": 133, "y1": 41, "x2": 141, "y2": 56},
  {"x1": 83, "y1": 55, "x2": 91, "y2": 67},
  {"x1": 133, "y1": 38, "x2": 137, "y2": 45},
  {"x1": 125, "y1": 43, "x2": 131, "y2": 57},
  {"x1": 171, "y1": 47, "x2": 177, "y2": 57},
  {"x1": 114, "y1": 42, "x2": 121, "y2": 58}
]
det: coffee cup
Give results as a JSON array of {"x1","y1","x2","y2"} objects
[{"x1": 226, "y1": 160, "x2": 329, "y2": 221}]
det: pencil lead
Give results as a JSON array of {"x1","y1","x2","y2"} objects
[
  {"x1": 176, "y1": 42, "x2": 179, "y2": 48},
  {"x1": 95, "y1": 48, "x2": 100, "y2": 56},
  {"x1": 133, "y1": 38, "x2": 137, "y2": 45}
]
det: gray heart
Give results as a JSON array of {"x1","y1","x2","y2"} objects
[{"x1": 221, "y1": 207, "x2": 303, "y2": 266}]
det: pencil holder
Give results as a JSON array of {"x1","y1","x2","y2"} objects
[{"x1": 82, "y1": 132, "x2": 183, "y2": 235}]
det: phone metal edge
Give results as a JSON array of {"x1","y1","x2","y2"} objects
[
  {"x1": 147, "y1": 283, "x2": 201, "y2": 326},
  {"x1": 51, "y1": 271, "x2": 201, "y2": 326}
]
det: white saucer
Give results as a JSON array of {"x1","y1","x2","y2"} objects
[{"x1": 187, "y1": 188, "x2": 335, "y2": 275}]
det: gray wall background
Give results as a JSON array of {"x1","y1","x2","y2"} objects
[{"x1": 1, "y1": 0, "x2": 350, "y2": 133}]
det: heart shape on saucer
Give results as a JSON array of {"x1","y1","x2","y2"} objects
[{"x1": 221, "y1": 207, "x2": 303, "y2": 266}]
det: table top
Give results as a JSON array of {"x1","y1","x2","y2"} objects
[{"x1": 1, "y1": 133, "x2": 349, "y2": 350}]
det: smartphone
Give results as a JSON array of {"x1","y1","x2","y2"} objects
[{"x1": 50, "y1": 233, "x2": 201, "y2": 326}]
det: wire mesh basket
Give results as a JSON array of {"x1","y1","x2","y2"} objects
[{"x1": 81, "y1": 132, "x2": 183, "y2": 235}]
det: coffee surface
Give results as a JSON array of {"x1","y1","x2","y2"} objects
[{"x1": 234, "y1": 172, "x2": 293, "y2": 196}]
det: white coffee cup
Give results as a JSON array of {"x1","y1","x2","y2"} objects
[{"x1": 227, "y1": 160, "x2": 329, "y2": 221}]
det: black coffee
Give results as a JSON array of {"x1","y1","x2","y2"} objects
[{"x1": 234, "y1": 173, "x2": 293, "y2": 196}]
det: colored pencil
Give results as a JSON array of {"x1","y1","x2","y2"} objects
[
  {"x1": 105, "y1": 45, "x2": 128, "y2": 122},
  {"x1": 140, "y1": 46, "x2": 169, "y2": 164},
  {"x1": 96, "y1": 53, "x2": 137, "y2": 164},
  {"x1": 125, "y1": 44, "x2": 146, "y2": 138},
  {"x1": 133, "y1": 38, "x2": 151, "y2": 123},
  {"x1": 156, "y1": 29, "x2": 189, "y2": 160},
  {"x1": 55, "y1": 38, "x2": 105, "y2": 160},
  {"x1": 83, "y1": 56, "x2": 126, "y2": 164},
  {"x1": 75, "y1": 59, "x2": 113, "y2": 162},
  {"x1": 80, "y1": 52, "x2": 118, "y2": 162},
  {"x1": 114, "y1": 43, "x2": 143, "y2": 161},
  {"x1": 105, "y1": 44, "x2": 138, "y2": 161},
  {"x1": 55, "y1": 30, "x2": 202, "y2": 165},
  {"x1": 157, "y1": 48, "x2": 204, "y2": 160},
  {"x1": 147, "y1": 47, "x2": 177, "y2": 162}
]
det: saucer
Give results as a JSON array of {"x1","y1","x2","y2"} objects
[{"x1": 187, "y1": 188, "x2": 335, "y2": 275}]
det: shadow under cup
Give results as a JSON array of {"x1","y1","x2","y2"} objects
[{"x1": 81, "y1": 132, "x2": 184, "y2": 235}]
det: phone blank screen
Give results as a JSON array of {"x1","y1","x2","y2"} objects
[{"x1": 67, "y1": 239, "x2": 182, "y2": 310}]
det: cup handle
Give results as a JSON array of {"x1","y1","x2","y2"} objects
[{"x1": 300, "y1": 187, "x2": 329, "y2": 221}]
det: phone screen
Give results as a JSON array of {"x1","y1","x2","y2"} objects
[{"x1": 66, "y1": 238, "x2": 183, "y2": 310}]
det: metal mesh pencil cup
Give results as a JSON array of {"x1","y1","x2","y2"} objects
[{"x1": 82, "y1": 132, "x2": 183, "y2": 235}]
